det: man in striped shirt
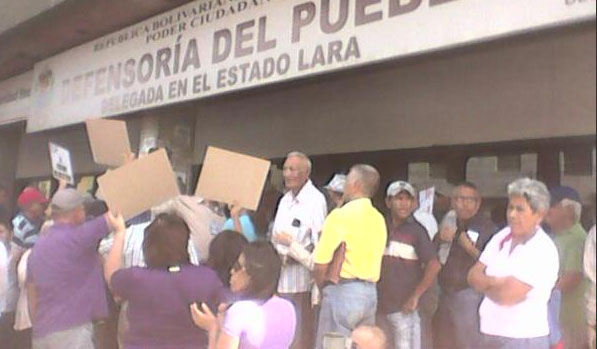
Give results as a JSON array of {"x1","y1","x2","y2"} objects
[
  {"x1": 1, "y1": 187, "x2": 48, "y2": 346},
  {"x1": 377, "y1": 181, "x2": 441, "y2": 349},
  {"x1": 272, "y1": 151, "x2": 327, "y2": 349}
]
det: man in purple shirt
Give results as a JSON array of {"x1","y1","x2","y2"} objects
[{"x1": 27, "y1": 188, "x2": 123, "y2": 348}]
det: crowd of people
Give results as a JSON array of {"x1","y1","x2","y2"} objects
[{"x1": 0, "y1": 150, "x2": 595, "y2": 349}]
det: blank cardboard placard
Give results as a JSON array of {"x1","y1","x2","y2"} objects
[
  {"x1": 196, "y1": 147, "x2": 271, "y2": 211},
  {"x1": 86, "y1": 118, "x2": 131, "y2": 167},
  {"x1": 97, "y1": 149, "x2": 179, "y2": 220}
]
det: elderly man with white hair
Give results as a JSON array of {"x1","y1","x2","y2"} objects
[
  {"x1": 468, "y1": 178, "x2": 559, "y2": 349},
  {"x1": 272, "y1": 151, "x2": 327, "y2": 349},
  {"x1": 545, "y1": 186, "x2": 588, "y2": 349}
]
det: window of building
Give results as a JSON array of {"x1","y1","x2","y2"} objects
[
  {"x1": 560, "y1": 148, "x2": 594, "y2": 176},
  {"x1": 497, "y1": 155, "x2": 522, "y2": 172}
]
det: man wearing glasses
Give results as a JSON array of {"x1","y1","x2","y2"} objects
[{"x1": 433, "y1": 182, "x2": 497, "y2": 349}]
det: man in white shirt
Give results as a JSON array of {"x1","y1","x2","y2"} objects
[{"x1": 272, "y1": 151, "x2": 327, "y2": 349}]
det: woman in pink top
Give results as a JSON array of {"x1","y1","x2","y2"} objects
[{"x1": 191, "y1": 241, "x2": 297, "y2": 349}]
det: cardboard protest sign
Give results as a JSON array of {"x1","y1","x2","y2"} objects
[
  {"x1": 48, "y1": 142, "x2": 74, "y2": 184},
  {"x1": 85, "y1": 118, "x2": 132, "y2": 167},
  {"x1": 195, "y1": 147, "x2": 271, "y2": 211},
  {"x1": 97, "y1": 149, "x2": 179, "y2": 220},
  {"x1": 418, "y1": 187, "x2": 435, "y2": 215}
]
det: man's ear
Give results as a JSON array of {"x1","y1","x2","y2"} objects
[{"x1": 385, "y1": 197, "x2": 392, "y2": 209}]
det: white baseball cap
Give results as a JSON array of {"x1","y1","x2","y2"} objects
[
  {"x1": 324, "y1": 174, "x2": 346, "y2": 193},
  {"x1": 386, "y1": 181, "x2": 416, "y2": 198}
]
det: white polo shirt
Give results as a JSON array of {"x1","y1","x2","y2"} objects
[{"x1": 478, "y1": 226, "x2": 559, "y2": 339}]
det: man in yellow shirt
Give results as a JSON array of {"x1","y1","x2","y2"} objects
[{"x1": 313, "y1": 164, "x2": 387, "y2": 349}]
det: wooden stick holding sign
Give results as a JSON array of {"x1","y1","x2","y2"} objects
[
  {"x1": 48, "y1": 142, "x2": 75, "y2": 185},
  {"x1": 195, "y1": 146, "x2": 271, "y2": 211},
  {"x1": 97, "y1": 149, "x2": 179, "y2": 220},
  {"x1": 85, "y1": 118, "x2": 132, "y2": 168}
]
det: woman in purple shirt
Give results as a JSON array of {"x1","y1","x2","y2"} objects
[
  {"x1": 191, "y1": 241, "x2": 297, "y2": 349},
  {"x1": 105, "y1": 213, "x2": 227, "y2": 349}
]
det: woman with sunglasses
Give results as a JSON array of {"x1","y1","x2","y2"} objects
[
  {"x1": 104, "y1": 212, "x2": 228, "y2": 349},
  {"x1": 191, "y1": 241, "x2": 297, "y2": 349}
]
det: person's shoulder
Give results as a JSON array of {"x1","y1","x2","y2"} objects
[
  {"x1": 405, "y1": 216, "x2": 427, "y2": 235},
  {"x1": 228, "y1": 299, "x2": 260, "y2": 316},
  {"x1": 278, "y1": 191, "x2": 293, "y2": 205},
  {"x1": 115, "y1": 266, "x2": 146, "y2": 277},
  {"x1": 533, "y1": 229, "x2": 558, "y2": 253},
  {"x1": 270, "y1": 296, "x2": 296, "y2": 314},
  {"x1": 187, "y1": 264, "x2": 217, "y2": 276},
  {"x1": 571, "y1": 224, "x2": 588, "y2": 240},
  {"x1": 485, "y1": 226, "x2": 511, "y2": 247},
  {"x1": 304, "y1": 181, "x2": 326, "y2": 203},
  {"x1": 186, "y1": 265, "x2": 222, "y2": 285},
  {"x1": 471, "y1": 214, "x2": 497, "y2": 233}
]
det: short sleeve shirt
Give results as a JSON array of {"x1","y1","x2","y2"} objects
[
  {"x1": 28, "y1": 216, "x2": 110, "y2": 338},
  {"x1": 12, "y1": 213, "x2": 41, "y2": 249},
  {"x1": 222, "y1": 215, "x2": 258, "y2": 242},
  {"x1": 478, "y1": 227, "x2": 559, "y2": 338},
  {"x1": 112, "y1": 265, "x2": 228, "y2": 348},
  {"x1": 313, "y1": 198, "x2": 387, "y2": 282},
  {"x1": 377, "y1": 216, "x2": 437, "y2": 314},
  {"x1": 554, "y1": 223, "x2": 587, "y2": 328},
  {"x1": 223, "y1": 296, "x2": 296, "y2": 349}
]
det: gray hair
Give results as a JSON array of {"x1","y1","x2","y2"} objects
[
  {"x1": 151, "y1": 198, "x2": 179, "y2": 218},
  {"x1": 286, "y1": 151, "x2": 312, "y2": 173},
  {"x1": 560, "y1": 198, "x2": 582, "y2": 223},
  {"x1": 349, "y1": 164, "x2": 380, "y2": 197},
  {"x1": 507, "y1": 178, "x2": 551, "y2": 213}
]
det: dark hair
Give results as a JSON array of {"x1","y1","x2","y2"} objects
[
  {"x1": 206, "y1": 230, "x2": 248, "y2": 286},
  {"x1": 455, "y1": 181, "x2": 479, "y2": 192},
  {"x1": 143, "y1": 213, "x2": 190, "y2": 269},
  {"x1": 241, "y1": 241, "x2": 282, "y2": 301},
  {"x1": 84, "y1": 200, "x2": 108, "y2": 219}
]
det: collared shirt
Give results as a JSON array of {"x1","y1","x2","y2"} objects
[
  {"x1": 478, "y1": 226, "x2": 559, "y2": 339},
  {"x1": 12, "y1": 213, "x2": 41, "y2": 249},
  {"x1": 273, "y1": 180, "x2": 327, "y2": 293},
  {"x1": 584, "y1": 225, "x2": 596, "y2": 327},
  {"x1": 554, "y1": 222, "x2": 587, "y2": 329},
  {"x1": 437, "y1": 214, "x2": 497, "y2": 293},
  {"x1": 6, "y1": 213, "x2": 40, "y2": 313},
  {"x1": 377, "y1": 215, "x2": 437, "y2": 314},
  {"x1": 99, "y1": 222, "x2": 200, "y2": 268},
  {"x1": 28, "y1": 216, "x2": 111, "y2": 338},
  {"x1": 313, "y1": 198, "x2": 387, "y2": 282}
]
